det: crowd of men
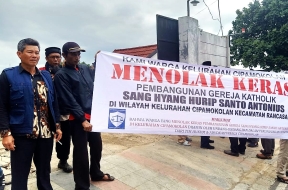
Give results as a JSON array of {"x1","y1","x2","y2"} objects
[
  {"x1": 0, "y1": 38, "x2": 114, "y2": 190},
  {"x1": 0, "y1": 38, "x2": 288, "y2": 190}
]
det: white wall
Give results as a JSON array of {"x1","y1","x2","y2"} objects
[
  {"x1": 179, "y1": 16, "x2": 230, "y2": 67},
  {"x1": 199, "y1": 31, "x2": 229, "y2": 67},
  {"x1": 150, "y1": 53, "x2": 158, "y2": 59}
]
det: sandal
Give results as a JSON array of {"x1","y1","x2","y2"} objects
[
  {"x1": 277, "y1": 176, "x2": 288, "y2": 184},
  {"x1": 177, "y1": 139, "x2": 185, "y2": 144},
  {"x1": 92, "y1": 174, "x2": 115, "y2": 182},
  {"x1": 185, "y1": 137, "x2": 192, "y2": 142},
  {"x1": 183, "y1": 140, "x2": 191, "y2": 146}
]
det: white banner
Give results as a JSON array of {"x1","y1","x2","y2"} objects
[{"x1": 91, "y1": 51, "x2": 288, "y2": 139}]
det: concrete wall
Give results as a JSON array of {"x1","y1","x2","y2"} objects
[
  {"x1": 199, "y1": 31, "x2": 229, "y2": 67},
  {"x1": 150, "y1": 53, "x2": 158, "y2": 59},
  {"x1": 178, "y1": 17, "x2": 199, "y2": 65},
  {"x1": 179, "y1": 16, "x2": 230, "y2": 67}
]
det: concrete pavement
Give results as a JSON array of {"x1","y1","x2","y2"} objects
[{"x1": 1, "y1": 135, "x2": 288, "y2": 190}]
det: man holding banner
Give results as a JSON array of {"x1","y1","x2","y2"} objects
[
  {"x1": 276, "y1": 139, "x2": 288, "y2": 183},
  {"x1": 200, "y1": 61, "x2": 215, "y2": 149},
  {"x1": 224, "y1": 138, "x2": 247, "y2": 157},
  {"x1": 256, "y1": 138, "x2": 275, "y2": 159},
  {"x1": 54, "y1": 42, "x2": 114, "y2": 190}
]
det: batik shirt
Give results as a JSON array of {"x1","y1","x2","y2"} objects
[
  {"x1": 30, "y1": 79, "x2": 52, "y2": 139},
  {"x1": 0, "y1": 67, "x2": 53, "y2": 138}
]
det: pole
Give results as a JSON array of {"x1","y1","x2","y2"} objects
[{"x1": 187, "y1": 0, "x2": 190, "y2": 16}]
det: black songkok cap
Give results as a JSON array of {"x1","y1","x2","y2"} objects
[{"x1": 45, "y1": 47, "x2": 61, "y2": 57}]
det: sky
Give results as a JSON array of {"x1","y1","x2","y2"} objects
[{"x1": 0, "y1": 0, "x2": 257, "y2": 71}]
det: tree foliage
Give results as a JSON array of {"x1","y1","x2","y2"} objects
[
  {"x1": 230, "y1": 0, "x2": 288, "y2": 72},
  {"x1": 80, "y1": 61, "x2": 90, "y2": 66}
]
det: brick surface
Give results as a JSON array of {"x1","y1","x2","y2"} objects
[{"x1": 1, "y1": 136, "x2": 288, "y2": 190}]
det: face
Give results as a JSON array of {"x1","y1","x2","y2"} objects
[
  {"x1": 45, "y1": 53, "x2": 61, "y2": 67},
  {"x1": 17, "y1": 45, "x2": 40, "y2": 67},
  {"x1": 63, "y1": 52, "x2": 80, "y2": 67}
]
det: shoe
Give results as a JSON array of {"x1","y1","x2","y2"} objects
[
  {"x1": 58, "y1": 160, "x2": 73, "y2": 173},
  {"x1": 201, "y1": 145, "x2": 214, "y2": 149},
  {"x1": 260, "y1": 149, "x2": 274, "y2": 156},
  {"x1": 277, "y1": 176, "x2": 288, "y2": 184},
  {"x1": 185, "y1": 137, "x2": 192, "y2": 142},
  {"x1": 247, "y1": 142, "x2": 258, "y2": 147},
  {"x1": 256, "y1": 153, "x2": 272, "y2": 159},
  {"x1": 209, "y1": 139, "x2": 214, "y2": 143},
  {"x1": 91, "y1": 173, "x2": 115, "y2": 182},
  {"x1": 224, "y1": 150, "x2": 239, "y2": 157},
  {"x1": 239, "y1": 151, "x2": 245, "y2": 155},
  {"x1": 0, "y1": 174, "x2": 5, "y2": 190},
  {"x1": 183, "y1": 140, "x2": 191, "y2": 146}
]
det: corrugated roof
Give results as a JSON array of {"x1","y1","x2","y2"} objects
[{"x1": 113, "y1": 44, "x2": 157, "y2": 58}]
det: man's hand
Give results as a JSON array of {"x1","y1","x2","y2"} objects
[
  {"x1": 82, "y1": 120, "x2": 92, "y2": 132},
  {"x1": 54, "y1": 129, "x2": 62, "y2": 141},
  {"x1": 2, "y1": 135, "x2": 15, "y2": 151}
]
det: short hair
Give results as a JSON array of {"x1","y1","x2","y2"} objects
[{"x1": 17, "y1": 38, "x2": 40, "y2": 52}]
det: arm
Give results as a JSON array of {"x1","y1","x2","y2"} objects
[
  {"x1": 90, "y1": 64, "x2": 96, "y2": 81},
  {"x1": 0, "y1": 72, "x2": 10, "y2": 131},
  {"x1": 52, "y1": 86, "x2": 62, "y2": 141},
  {"x1": 40, "y1": 70, "x2": 62, "y2": 137},
  {"x1": 91, "y1": 50, "x2": 100, "y2": 81},
  {"x1": 0, "y1": 71, "x2": 15, "y2": 151},
  {"x1": 54, "y1": 72, "x2": 92, "y2": 131},
  {"x1": 52, "y1": 86, "x2": 60, "y2": 124},
  {"x1": 54, "y1": 72, "x2": 86, "y2": 123}
]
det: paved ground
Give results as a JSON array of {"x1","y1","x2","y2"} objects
[{"x1": 1, "y1": 135, "x2": 287, "y2": 190}]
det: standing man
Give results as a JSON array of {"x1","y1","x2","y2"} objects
[
  {"x1": 276, "y1": 139, "x2": 288, "y2": 183},
  {"x1": 0, "y1": 166, "x2": 5, "y2": 190},
  {"x1": 44, "y1": 47, "x2": 62, "y2": 78},
  {"x1": 224, "y1": 137, "x2": 247, "y2": 157},
  {"x1": 247, "y1": 138, "x2": 259, "y2": 147},
  {"x1": 200, "y1": 61, "x2": 215, "y2": 149},
  {"x1": 54, "y1": 42, "x2": 114, "y2": 190},
  {"x1": 45, "y1": 47, "x2": 73, "y2": 173},
  {"x1": 256, "y1": 138, "x2": 275, "y2": 159},
  {"x1": 0, "y1": 38, "x2": 62, "y2": 190}
]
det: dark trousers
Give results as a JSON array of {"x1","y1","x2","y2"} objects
[
  {"x1": 261, "y1": 138, "x2": 275, "y2": 155},
  {"x1": 56, "y1": 120, "x2": 71, "y2": 161},
  {"x1": 11, "y1": 136, "x2": 53, "y2": 190},
  {"x1": 248, "y1": 138, "x2": 259, "y2": 143},
  {"x1": 70, "y1": 120, "x2": 104, "y2": 190},
  {"x1": 229, "y1": 137, "x2": 247, "y2": 153},
  {"x1": 201, "y1": 136, "x2": 210, "y2": 147}
]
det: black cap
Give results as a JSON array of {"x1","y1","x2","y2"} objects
[
  {"x1": 202, "y1": 61, "x2": 211, "y2": 66},
  {"x1": 62, "y1": 42, "x2": 85, "y2": 54},
  {"x1": 45, "y1": 47, "x2": 61, "y2": 57}
]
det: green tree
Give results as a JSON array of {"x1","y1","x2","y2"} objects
[
  {"x1": 230, "y1": 0, "x2": 288, "y2": 72},
  {"x1": 80, "y1": 61, "x2": 90, "y2": 66}
]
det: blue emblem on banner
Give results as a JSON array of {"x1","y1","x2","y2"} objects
[{"x1": 108, "y1": 108, "x2": 126, "y2": 129}]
